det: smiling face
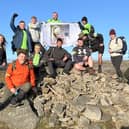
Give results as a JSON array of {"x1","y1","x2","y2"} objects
[
  {"x1": 19, "y1": 21, "x2": 25, "y2": 30},
  {"x1": 17, "y1": 53, "x2": 27, "y2": 64}
]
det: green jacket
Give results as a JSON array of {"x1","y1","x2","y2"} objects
[
  {"x1": 82, "y1": 23, "x2": 92, "y2": 35},
  {"x1": 47, "y1": 19, "x2": 61, "y2": 23}
]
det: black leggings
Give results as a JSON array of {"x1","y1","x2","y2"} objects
[{"x1": 111, "y1": 56, "x2": 123, "y2": 77}]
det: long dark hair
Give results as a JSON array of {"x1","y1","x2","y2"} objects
[{"x1": 0, "y1": 34, "x2": 6, "y2": 46}]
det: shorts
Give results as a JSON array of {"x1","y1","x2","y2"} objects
[{"x1": 91, "y1": 45, "x2": 104, "y2": 54}]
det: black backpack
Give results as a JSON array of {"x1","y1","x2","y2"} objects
[{"x1": 116, "y1": 36, "x2": 127, "y2": 55}]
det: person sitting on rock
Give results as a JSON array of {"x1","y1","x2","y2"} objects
[
  {"x1": 0, "y1": 49, "x2": 36, "y2": 109},
  {"x1": 29, "y1": 43, "x2": 46, "y2": 84},
  {"x1": 79, "y1": 32, "x2": 104, "y2": 73},
  {"x1": 44, "y1": 38, "x2": 72, "y2": 78},
  {"x1": 72, "y1": 38, "x2": 95, "y2": 75}
]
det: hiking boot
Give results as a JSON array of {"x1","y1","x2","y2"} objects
[
  {"x1": 98, "y1": 65, "x2": 102, "y2": 73},
  {"x1": 84, "y1": 66, "x2": 89, "y2": 73},
  {"x1": 47, "y1": 74, "x2": 56, "y2": 79},
  {"x1": 9, "y1": 101, "x2": 24, "y2": 108},
  {"x1": 88, "y1": 68, "x2": 96, "y2": 75},
  {"x1": 10, "y1": 96, "x2": 18, "y2": 105},
  {"x1": 62, "y1": 70, "x2": 70, "y2": 75},
  {"x1": 0, "y1": 82, "x2": 4, "y2": 89},
  {"x1": 0, "y1": 102, "x2": 4, "y2": 110},
  {"x1": 116, "y1": 77, "x2": 128, "y2": 83}
]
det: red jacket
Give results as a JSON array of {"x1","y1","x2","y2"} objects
[{"x1": 5, "y1": 59, "x2": 35, "y2": 90}]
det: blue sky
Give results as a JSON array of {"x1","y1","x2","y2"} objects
[{"x1": 0, "y1": 0, "x2": 129, "y2": 62}]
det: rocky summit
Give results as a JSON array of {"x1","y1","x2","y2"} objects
[{"x1": 0, "y1": 61, "x2": 129, "y2": 129}]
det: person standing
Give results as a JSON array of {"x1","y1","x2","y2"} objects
[
  {"x1": 28, "y1": 16, "x2": 43, "y2": 52},
  {"x1": 10, "y1": 13, "x2": 33, "y2": 53},
  {"x1": 0, "y1": 34, "x2": 7, "y2": 69},
  {"x1": 78, "y1": 17, "x2": 104, "y2": 73},
  {"x1": 47, "y1": 12, "x2": 61, "y2": 23},
  {"x1": 78, "y1": 16, "x2": 94, "y2": 36},
  {"x1": 109, "y1": 29, "x2": 124, "y2": 81}
]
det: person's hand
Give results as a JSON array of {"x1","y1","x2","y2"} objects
[
  {"x1": 13, "y1": 13, "x2": 18, "y2": 18},
  {"x1": 63, "y1": 55, "x2": 68, "y2": 62},
  {"x1": 78, "y1": 21, "x2": 81, "y2": 25},
  {"x1": 10, "y1": 88, "x2": 16, "y2": 94},
  {"x1": 99, "y1": 43, "x2": 104, "y2": 47},
  {"x1": 2, "y1": 62, "x2": 6, "y2": 66},
  {"x1": 79, "y1": 62, "x2": 83, "y2": 66},
  {"x1": 49, "y1": 58, "x2": 54, "y2": 61},
  {"x1": 89, "y1": 49, "x2": 92, "y2": 52},
  {"x1": 83, "y1": 56, "x2": 88, "y2": 61},
  {"x1": 109, "y1": 49, "x2": 112, "y2": 53}
]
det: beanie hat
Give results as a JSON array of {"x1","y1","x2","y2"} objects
[
  {"x1": 109, "y1": 29, "x2": 116, "y2": 35},
  {"x1": 81, "y1": 16, "x2": 88, "y2": 22}
]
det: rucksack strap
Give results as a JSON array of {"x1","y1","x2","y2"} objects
[
  {"x1": 11, "y1": 60, "x2": 33, "y2": 71},
  {"x1": 12, "y1": 60, "x2": 16, "y2": 71}
]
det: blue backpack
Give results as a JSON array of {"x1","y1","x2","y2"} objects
[{"x1": 116, "y1": 36, "x2": 127, "y2": 55}]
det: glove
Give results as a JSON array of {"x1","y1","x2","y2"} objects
[
  {"x1": 78, "y1": 21, "x2": 85, "y2": 30},
  {"x1": 77, "y1": 21, "x2": 81, "y2": 25},
  {"x1": 13, "y1": 13, "x2": 18, "y2": 18}
]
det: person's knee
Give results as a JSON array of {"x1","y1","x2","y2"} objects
[{"x1": 20, "y1": 82, "x2": 31, "y2": 93}]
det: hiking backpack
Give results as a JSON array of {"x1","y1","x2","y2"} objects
[
  {"x1": 116, "y1": 36, "x2": 127, "y2": 55},
  {"x1": 11, "y1": 60, "x2": 33, "y2": 71}
]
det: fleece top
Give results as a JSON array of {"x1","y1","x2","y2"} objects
[{"x1": 5, "y1": 59, "x2": 35, "y2": 90}]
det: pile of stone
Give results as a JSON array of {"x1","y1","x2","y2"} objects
[
  {"x1": 1, "y1": 69, "x2": 129, "y2": 129},
  {"x1": 36, "y1": 70, "x2": 129, "y2": 129}
]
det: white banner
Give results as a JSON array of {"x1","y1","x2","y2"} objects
[{"x1": 40, "y1": 22, "x2": 81, "y2": 47}]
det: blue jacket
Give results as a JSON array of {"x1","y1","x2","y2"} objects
[{"x1": 10, "y1": 14, "x2": 33, "y2": 52}]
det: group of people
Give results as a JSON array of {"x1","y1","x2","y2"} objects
[{"x1": 0, "y1": 11, "x2": 128, "y2": 109}]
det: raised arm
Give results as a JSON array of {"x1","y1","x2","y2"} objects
[{"x1": 10, "y1": 13, "x2": 18, "y2": 33}]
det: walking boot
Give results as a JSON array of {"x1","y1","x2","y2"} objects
[{"x1": 98, "y1": 65, "x2": 102, "y2": 73}]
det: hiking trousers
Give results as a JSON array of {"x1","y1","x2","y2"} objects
[
  {"x1": 47, "y1": 59, "x2": 72, "y2": 75},
  {"x1": 111, "y1": 55, "x2": 123, "y2": 77},
  {"x1": 0, "y1": 82, "x2": 31, "y2": 103}
]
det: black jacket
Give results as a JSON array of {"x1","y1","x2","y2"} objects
[
  {"x1": 0, "y1": 46, "x2": 7, "y2": 65},
  {"x1": 44, "y1": 46, "x2": 71, "y2": 61}
]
